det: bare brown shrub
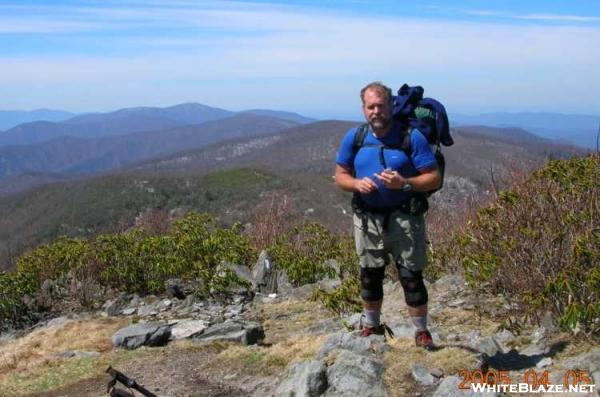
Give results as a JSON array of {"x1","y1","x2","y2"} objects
[{"x1": 246, "y1": 190, "x2": 297, "y2": 251}]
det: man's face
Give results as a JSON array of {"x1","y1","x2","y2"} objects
[{"x1": 362, "y1": 89, "x2": 392, "y2": 131}]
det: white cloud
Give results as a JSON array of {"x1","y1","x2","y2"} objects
[
  {"x1": 516, "y1": 13, "x2": 600, "y2": 23},
  {"x1": 0, "y1": 2, "x2": 599, "y2": 113}
]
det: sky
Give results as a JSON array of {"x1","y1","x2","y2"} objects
[{"x1": 1, "y1": 0, "x2": 599, "y2": 119}]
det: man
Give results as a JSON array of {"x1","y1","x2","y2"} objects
[{"x1": 334, "y1": 81, "x2": 440, "y2": 349}]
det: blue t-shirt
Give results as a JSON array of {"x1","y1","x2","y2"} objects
[{"x1": 336, "y1": 123, "x2": 437, "y2": 207}]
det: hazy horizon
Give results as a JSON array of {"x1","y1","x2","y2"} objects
[{"x1": 1, "y1": 0, "x2": 599, "y2": 120}]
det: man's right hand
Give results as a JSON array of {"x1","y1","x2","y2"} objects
[{"x1": 354, "y1": 177, "x2": 377, "y2": 194}]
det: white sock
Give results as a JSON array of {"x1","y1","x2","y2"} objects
[
  {"x1": 411, "y1": 316, "x2": 427, "y2": 331},
  {"x1": 364, "y1": 310, "x2": 381, "y2": 327}
]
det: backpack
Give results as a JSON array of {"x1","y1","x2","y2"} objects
[{"x1": 352, "y1": 84, "x2": 453, "y2": 197}]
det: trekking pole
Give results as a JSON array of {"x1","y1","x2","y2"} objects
[{"x1": 106, "y1": 366, "x2": 158, "y2": 397}]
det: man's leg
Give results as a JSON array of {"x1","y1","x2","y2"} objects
[
  {"x1": 398, "y1": 265, "x2": 434, "y2": 349},
  {"x1": 360, "y1": 266, "x2": 385, "y2": 330}
]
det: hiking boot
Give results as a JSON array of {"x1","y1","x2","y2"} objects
[
  {"x1": 415, "y1": 329, "x2": 434, "y2": 350},
  {"x1": 360, "y1": 324, "x2": 386, "y2": 337},
  {"x1": 359, "y1": 316, "x2": 394, "y2": 339}
]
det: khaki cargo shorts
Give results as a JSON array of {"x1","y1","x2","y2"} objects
[{"x1": 353, "y1": 210, "x2": 428, "y2": 271}]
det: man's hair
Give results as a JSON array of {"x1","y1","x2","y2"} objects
[{"x1": 360, "y1": 81, "x2": 393, "y2": 105}]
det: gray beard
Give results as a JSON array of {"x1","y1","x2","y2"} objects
[{"x1": 368, "y1": 117, "x2": 391, "y2": 131}]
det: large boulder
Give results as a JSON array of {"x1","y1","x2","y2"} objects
[
  {"x1": 194, "y1": 320, "x2": 264, "y2": 345},
  {"x1": 325, "y1": 350, "x2": 387, "y2": 397},
  {"x1": 112, "y1": 322, "x2": 171, "y2": 350},
  {"x1": 275, "y1": 360, "x2": 328, "y2": 397},
  {"x1": 253, "y1": 250, "x2": 278, "y2": 294},
  {"x1": 169, "y1": 319, "x2": 208, "y2": 340}
]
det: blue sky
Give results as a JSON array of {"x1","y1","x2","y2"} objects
[{"x1": 1, "y1": 0, "x2": 599, "y2": 119}]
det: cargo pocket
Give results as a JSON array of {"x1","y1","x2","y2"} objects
[{"x1": 353, "y1": 213, "x2": 386, "y2": 268}]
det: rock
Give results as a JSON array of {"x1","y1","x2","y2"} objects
[
  {"x1": 170, "y1": 319, "x2": 208, "y2": 340},
  {"x1": 325, "y1": 350, "x2": 387, "y2": 396},
  {"x1": 493, "y1": 329, "x2": 515, "y2": 348},
  {"x1": 344, "y1": 313, "x2": 363, "y2": 330},
  {"x1": 275, "y1": 360, "x2": 328, "y2": 397},
  {"x1": 46, "y1": 316, "x2": 70, "y2": 328},
  {"x1": 112, "y1": 322, "x2": 171, "y2": 350},
  {"x1": 224, "y1": 262, "x2": 254, "y2": 285},
  {"x1": 276, "y1": 271, "x2": 294, "y2": 296},
  {"x1": 388, "y1": 320, "x2": 416, "y2": 339},
  {"x1": 194, "y1": 321, "x2": 264, "y2": 345},
  {"x1": 103, "y1": 299, "x2": 121, "y2": 316},
  {"x1": 536, "y1": 357, "x2": 553, "y2": 368},
  {"x1": 122, "y1": 308, "x2": 136, "y2": 316},
  {"x1": 411, "y1": 363, "x2": 436, "y2": 386},
  {"x1": 253, "y1": 250, "x2": 277, "y2": 293},
  {"x1": 474, "y1": 336, "x2": 502, "y2": 356},
  {"x1": 433, "y1": 375, "x2": 498, "y2": 396},
  {"x1": 137, "y1": 304, "x2": 158, "y2": 317},
  {"x1": 165, "y1": 279, "x2": 186, "y2": 299},
  {"x1": 317, "y1": 278, "x2": 342, "y2": 293},
  {"x1": 433, "y1": 274, "x2": 467, "y2": 293},
  {"x1": 317, "y1": 331, "x2": 384, "y2": 359},
  {"x1": 430, "y1": 368, "x2": 444, "y2": 378},
  {"x1": 530, "y1": 326, "x2": 548, "y2": 346}
]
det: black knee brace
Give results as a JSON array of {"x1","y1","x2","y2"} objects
[
  {"x1": 397, "y1": 265, "x2": 428, "y2": 307},
  {"x1": 360, "y1": 267, "x2": 385, "y2": 302}
]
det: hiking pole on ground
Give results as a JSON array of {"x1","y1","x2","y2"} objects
[{"x1": 106, "y1": 366, "x2": 158, "y2": 397}]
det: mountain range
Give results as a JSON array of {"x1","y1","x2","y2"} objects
[
  {"x1": 0, "y1": 109, "x2": 75, "y2": 131},
  {"x1": 451, "y1": 112, "x2": 599, "y2": 149},
  {"x1": 0, "y1": 112, "x2": 582, "y2": 270}
]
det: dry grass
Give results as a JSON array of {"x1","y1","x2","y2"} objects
[
  {"x1": 383, "y1": 338, "x2": 478, "y2": 397},
  {"x1": 256, "y1": 299, "x2": 335, "y2": 343},
  {"x1": 433, "y1": 307, "x2": 499, "y2": 337},
  {"x1": 214, "y1": 334, "x2": 326, "y2": 376},
  {"x1": 0, "y1": 317, "x2": 128, "y2": 374}
]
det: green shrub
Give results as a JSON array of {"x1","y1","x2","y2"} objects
[
  {"x1": 312, "y1": 278, "x2": 361, "y2": 315},
  {"x1": 438, "y1": 154, "x2": 599, "y2": 336},
  {"x1": 0, "y1": 211, "x2": 255, "y2": 328},
  {"x1": 268, "y1": 223, "x2": 343, "y2": 286}
]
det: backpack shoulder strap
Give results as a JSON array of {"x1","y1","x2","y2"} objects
[
  {"x1": 401, "y1": 127, "x2": 413, "y2": 157},
  {"x1": 352, "y1": 123, "x2": 369, "y2": 156}
]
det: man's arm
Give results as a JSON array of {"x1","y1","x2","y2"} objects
[
  {"x1": 335, "y1": 164, "x2": 377, "y2": 194},
  {"x1": 374, "y1": 166, "x2": 441, "y2": 192}
]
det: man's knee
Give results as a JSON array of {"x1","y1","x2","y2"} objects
[
  {"x1": 360, "y1": 267, "x2": 385, "y2": 302},
  {"x1": 397, "y1": 265, "x2": 428, "y2": 307}
]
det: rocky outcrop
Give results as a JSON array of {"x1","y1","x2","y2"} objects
[{"x1": 112, "y1": 322, "x2": 171, "y2": 349}]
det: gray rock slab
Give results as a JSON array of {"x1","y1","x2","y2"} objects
[
  {"x1": 536, "y1": 357, "x2": 553, "y2": 368},
  {"x1": 325, "y1": 350, "x2": 387, "y2": 397},
  {"x1": 474, "y1": 336, "x2": 502, "y2": 356},
  {"x1": 122, "y1": 308, "x2": 136, "y2": 316},
  {"x1": 275, "y1": 360, "x2": 327, "y2": 397},
  {"x1": 343, "y1": 313, "x2": 363, "y2": 330},
  {"x1": 170, "y1": 319, "x2": 208, "y2": 340},
  {"x1": 493, "y1": 329, "x2": 515, "y2": 348},
  {"x1": 412, "y1": 363, "x2": 436, "y2": 386},
  {"x1": 137, "y1": 305, "x2": 158, "y2": 317},
  {"x1": 317, "y1": 331, "x2": 384, "y2": 359},
  {"x1": 112, "y1": 322, "x2": 171, "y2": 350},
  {"x1": 194, "y1": 321, "x2": 264, "y2": 345},
  {"x1": 103, "y1": 299, "x2": 121, "y2": 316}
]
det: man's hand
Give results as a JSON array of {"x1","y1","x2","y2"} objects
[
  {"x1": 374, "y1": 169, "x2": 407, "y2": 189},
  {"x1": 354, "y1": 177, "x2": 378, "y2": 194}
]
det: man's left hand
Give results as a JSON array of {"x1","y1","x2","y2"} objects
[{"x1": 373, "y1": 169, "x2": 407, "y2": 189}]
